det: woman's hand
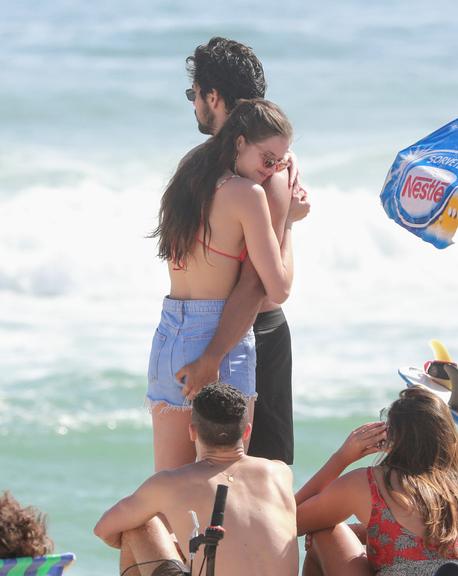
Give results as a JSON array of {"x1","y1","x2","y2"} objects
[{"x1": 335, "y1": 422, "x2": 387, "y2": 468}]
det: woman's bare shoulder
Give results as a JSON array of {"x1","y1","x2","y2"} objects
[
  {"x1": 334, "y1": 467, "x2": 370, "y2": 492},
  {"x1": 217, "y1": 176, "x2": 266, "y2": 205},
  {"x1": 343, "y1": 467, "x2": 370, "y2": 481}
]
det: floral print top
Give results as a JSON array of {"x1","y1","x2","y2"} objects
[{"x1": 366, "y1": 467, "x2": 457, "y2": 571}]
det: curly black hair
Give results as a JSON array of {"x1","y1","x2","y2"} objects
[
  {"x1": 186, "y1": 37, "x2": 266, "y2": 112},
  {"x1": 0, "y1": 491, "x2": 53, "y2": 558},
  {"x1": 192, "y1": 383, "x2": 248, "y2": 446}
]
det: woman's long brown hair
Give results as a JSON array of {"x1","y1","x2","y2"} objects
[
  {"x1": 380, "y1": 387, "x2": 458, "y2": 554},
  {"x1": 152, "y1": 99, "x2": 292, "y2": 267}
]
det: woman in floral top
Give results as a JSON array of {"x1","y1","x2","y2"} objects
[{"x1": 296, "y1": 387, "x2": 458, "y2": 576}]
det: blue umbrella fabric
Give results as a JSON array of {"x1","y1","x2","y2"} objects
[{"x1": 380, "y1": 119, "x2": 458, "y2": 249}]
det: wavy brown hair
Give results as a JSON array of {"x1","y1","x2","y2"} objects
[
  {"x1": 380, "y1": 387, "x2": 458, "y2": 555},
  {"x1": 0, "y1": 491, "x2": 54, "y2": 558},
  {"x1": 153, "y1": 99, "x2": 292, "y2": 267}
]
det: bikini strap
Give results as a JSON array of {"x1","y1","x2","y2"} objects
[
  {"x1": 191, "y1": 174, "x2": 246, "y2": 263},
  {"x1": 367, "y1": 467, "x2": 386, "y2": 511},
  {"x1": 238, "y1": 246, "x2": 248, "y2": 262},
  {"x1": 367, "y1": 467, "x2": 377, "y2": 496},
  {"x1": 195, "y1": 237, "x2": 247, "y2": 262},
  {"x1": 215, "y1": 174, "x2": 241, "y2": 190}
]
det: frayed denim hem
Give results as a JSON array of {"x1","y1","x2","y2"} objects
[
  {"x1": 145, "y1": 396, "x2": 192, "y2": 414},
  {"x1": 145, "y1": 389, "x2": 256, "y2": 415}
]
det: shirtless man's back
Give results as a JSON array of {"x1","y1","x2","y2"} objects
[
  {"x1": 150, "y1": 455, "x2": 297, "y2": 576},
  {"x1": 94, "y1": 384, "x2": 298, "y2": 576}
]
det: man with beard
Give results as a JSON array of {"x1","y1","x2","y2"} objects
[{"x1": 174, "y1": 38, "x2": 310, "y2": 466}]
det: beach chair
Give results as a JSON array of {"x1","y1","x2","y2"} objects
[{"x1": 0, "y1": 553, "x2": 75, "y2": 576}]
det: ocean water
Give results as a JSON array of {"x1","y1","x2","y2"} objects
[{"x1": 1, "y1": 0, "x2": 458, "y2": 574}]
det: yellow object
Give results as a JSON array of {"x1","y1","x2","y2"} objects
[
  {"x1": 429, "y1": 339, "x2": 453, "y2": 362},
  {"x1": 427, "y1": 191, "x2": 458, "y2": 245}
]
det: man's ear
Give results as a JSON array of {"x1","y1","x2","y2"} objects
[
  {"x1": 189, "y1": 422, "x2": 197, "y2": 442},
  {"x1": 242, "y1": 422, "x2": 252, "y2": 442},
  {"x1": 206, "y1": 88, "x2": 224, "y2": 111}
]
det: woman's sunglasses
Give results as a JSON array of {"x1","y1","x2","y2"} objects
[
  {"x1": 253, "y1": 143, "x2": 289, "y2": 171},
  {"x1": 262, "y1": 156, "x2": 289, "y2": 171},
  {"x1": 185, "y1": 88, "x2": 196, "y2": 102},
  {"x1": 424, "y1": 360, "x2": 457, "y2": 380}
]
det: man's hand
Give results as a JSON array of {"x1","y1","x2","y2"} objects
[
  {"x1": 287, "y1": 185, "x2": 311, "y2": 224},
  {"x1": 175, "y1": 354, "x2": 220, "y2": 401},
  {"x1": 334, "y1": 422, "x2": 387, "y2": 468}
]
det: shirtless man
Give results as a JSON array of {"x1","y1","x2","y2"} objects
[
  {"x1": 94, "y1": 384, "x2": 298, "y2": 576},
  {"x1": 175, "y1": 37, "x2": 310, "y2": 465}
]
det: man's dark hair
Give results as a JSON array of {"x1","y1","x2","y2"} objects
[
  {"x1": 186, "y1": 37, "x2": 266, "y2": 112},
  {"x1": 192, "y1": 383, "x2": 248, "y2": 447}
]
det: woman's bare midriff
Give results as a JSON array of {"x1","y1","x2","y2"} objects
[
  {"x1": 170, "y1": 256, "x2": 284, "y2": 313},
  {"x1": 168, "y1": 251, "x2": 241, "y2": 300}
]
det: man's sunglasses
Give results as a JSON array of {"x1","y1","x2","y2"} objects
[
  {"x1": 424, "y1": 360, "x2": 457, "y2": 380},
  {"x1": 185, "y1": 88, "x2": 196, "y2": 102}
]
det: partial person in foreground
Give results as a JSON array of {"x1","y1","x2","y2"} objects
[
  {"x1": 0, "y1": 491, "x2": 75, "y2": 575},
  {"x1": 0, "y1": 490, "x2": 54, "y2": 558},
  {"x1": 296, "y1": 387, "x2": 458, "y2": 576},
  {"x1": 147, "y1": 98, "x2": 308, "y2": 471},
  {"x1": 173, "y1": 37, "x2": 310, "y2": 466},
  {"x1": 95, "y1": 384, "x2": 298, "y2": 576}
]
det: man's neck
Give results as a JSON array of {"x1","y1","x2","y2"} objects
[
  {"x1": 212, "y1": 110, "x2": 229, "y2": 135},
  {"x1": 196, "y1": 442, "x2": 245, "y2": 464}
]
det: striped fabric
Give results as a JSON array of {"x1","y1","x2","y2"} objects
[{"x1": 0, "y1": 553, "x2": 75, "y2": 576}]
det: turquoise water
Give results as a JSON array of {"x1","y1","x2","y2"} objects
[{"x1": 1, "y1": 1, "x2": 458, "y2": 574}]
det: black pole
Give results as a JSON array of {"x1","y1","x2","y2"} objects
[{"x1": 203, "y1": 485, "x2": 228, "y2": 576}]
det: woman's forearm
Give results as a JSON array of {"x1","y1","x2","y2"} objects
[
  {"x1": 295, "y1": 422, "x2": 387, "y2": 506},
  {"x1": 279, "y1": 220, "x2": 294, "y2": 294},
  {"x1": 295, "y1": 451, "x2": 348, "y2": 506}
]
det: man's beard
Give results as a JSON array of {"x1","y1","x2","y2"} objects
[{"x1": 196, "y1": 102, "x2": 215, "y2": 135}]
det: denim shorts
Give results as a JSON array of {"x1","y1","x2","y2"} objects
[{"x1": 146, "y1": 297, "x2": 256, "y2": 409}]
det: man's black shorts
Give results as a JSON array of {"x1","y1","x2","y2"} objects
[{"x1": 247, "y1": 308, "x2": 293, "y2": 464}]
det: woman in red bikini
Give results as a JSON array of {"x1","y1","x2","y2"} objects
[
  {"x1": 148, "y1": 99, "x2": 306, "y2": 471},
  {"x1": 296, "y1": 386, "x2": 458, "y2": 576}
]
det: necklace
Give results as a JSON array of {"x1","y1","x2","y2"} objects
[
  {"x1": 221, "y1": 471, "x2": 234, "y2": 483},
  {"x1": 203, "y1": 457, "x2": 241, "y2": 483}
]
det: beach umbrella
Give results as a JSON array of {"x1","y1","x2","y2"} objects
[{"x1": 380, "y1": 118, "x2": 458, "y2": 249}]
